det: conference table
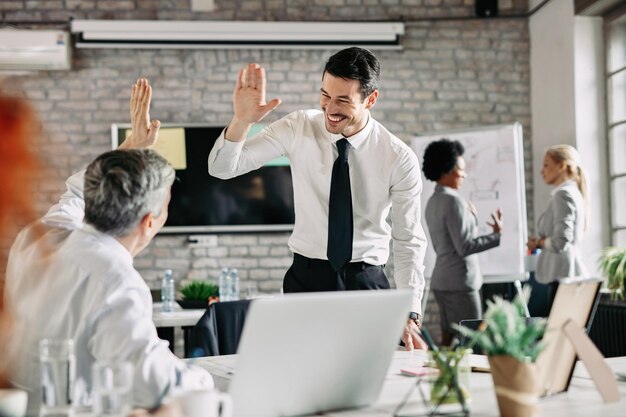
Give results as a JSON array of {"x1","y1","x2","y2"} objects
[
  {"x1": 190, "y1": 350, "x2": 626, "y2": 416},
  {"x1": 152, "y1": 303, "x2": 205, "y2": 356},
  {"x1": 153, "y1": 300, "x2": 252, "y2": 357},
  {"x1": 152, "y1": 302, "x2": 206, "y2": 328}
]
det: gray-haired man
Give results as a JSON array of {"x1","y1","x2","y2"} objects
[{"x1": 5, "y1": 79, "x2": 213, "y2": 416}]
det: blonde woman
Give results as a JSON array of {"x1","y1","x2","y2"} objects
[{"x1": 527, "y1": 145, "x2": 588, "y2": 311}]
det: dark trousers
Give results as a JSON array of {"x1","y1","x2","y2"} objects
[{"x1": 283, "y1": 253, "x2": 390, "y2": 292}]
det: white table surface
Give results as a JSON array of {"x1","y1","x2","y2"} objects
[
  {"x1": 152, "y1": 302, "x2": 205, "y2": 328},
  {"x1": 189, "y1": 350, "x2": 626, "y2": 417},
  {"x1": 152, "y1": 295, "x2": 277, "y2": 328}
]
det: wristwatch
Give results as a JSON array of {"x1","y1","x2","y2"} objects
[{"x1": 409, "y1": 312, "x2": 422, "y2": 328}]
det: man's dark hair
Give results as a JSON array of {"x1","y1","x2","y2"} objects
[
  {"x1": 323, "y1": 47, "x2": 380, "y2": 99},
  {"x1": 422, "y1": 139, "x2": 465, "y2": 182}
]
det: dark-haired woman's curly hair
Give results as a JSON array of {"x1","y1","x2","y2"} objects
[{"x1": 422, "y1": 139, "x2": 465, "y2": 182}]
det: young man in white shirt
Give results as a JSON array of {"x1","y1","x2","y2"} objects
[
  {"x1": 208, "y1": 47, "x2": 428, "y2": 350},
  {"x1": 5, "y1": 79, "x2": 213, "y2": 416}
]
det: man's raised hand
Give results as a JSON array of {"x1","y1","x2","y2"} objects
[
  {"x1": 233, "y1": 63, "x2": 281, "y2": 124},
  {"x1": 120, "y1": 78, "x2": 160, "y2": 150}
]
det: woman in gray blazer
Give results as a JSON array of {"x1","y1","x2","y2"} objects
[
  {"x1": 527, "y1": 144, "x2": 588, "y2": 311},
  {"x1": 422, "y1": 139, "x2": 502, "y2": 346}
]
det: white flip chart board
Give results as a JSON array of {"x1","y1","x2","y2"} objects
[{"x1": 410, "y1": 123, "x2": 527, "y2": 281}]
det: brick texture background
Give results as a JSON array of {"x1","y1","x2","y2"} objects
[{"x1": 0, "y1": 0, "x2": 532, "y2": 341}]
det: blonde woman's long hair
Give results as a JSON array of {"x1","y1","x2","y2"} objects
[{"x1": 545, "y1": 144, "x2": 588, "y2": 230}]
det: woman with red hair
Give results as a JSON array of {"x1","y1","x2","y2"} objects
[{"x1": 0, "y1": 94, "x2": 41, "y2": 388}]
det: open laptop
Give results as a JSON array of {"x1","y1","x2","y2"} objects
[{"x1": 227, "y1": 290, "x2": 412, "y2": 417}]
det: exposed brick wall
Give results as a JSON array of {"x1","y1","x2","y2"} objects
[
  {"x1": 0, "y1": 1, "x2": 531, "y2": 340},
  {"x1": 1, "y1": 0, "x2": 529, "y2": 21}
]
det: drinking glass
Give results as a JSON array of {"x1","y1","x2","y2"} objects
[
  {"x1": 428, "y1": 348, "x2": 471, "y2": 414},
  {"x1": 91, "y1": 361, "x2": 133, "y2": 417},
  {"x1": 39, "y1": 339, "x2": 75, "y2": 417},
  {"x1": 245, "y1": 285, "x2": 258, "y2": 300}
]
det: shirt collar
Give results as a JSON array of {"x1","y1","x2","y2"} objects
[
  {"x1": 81, "y1": 223, "x2": 134, "y2": 265},
  {"x1": 551, "y1": 179, "x2": 577, "y2": 196},
  {"x1": 328, "y1": 114, "x2": 373, "y2": 150}
]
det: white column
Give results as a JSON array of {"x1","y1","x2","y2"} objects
[
  {"x1": 530, "y1": 0, "x2": 610, "y2": 276},
  {"x1": 574, "y1": 16, "x2": 610, "y2": 275}
]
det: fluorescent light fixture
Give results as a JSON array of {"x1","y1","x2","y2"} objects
[{"x1": 70, "y1": 20, "x2": 404, "y2": 50}]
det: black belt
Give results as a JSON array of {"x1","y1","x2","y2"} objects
[{"x1": 293, "y1": 253, "x2": 382, "y2": 271}]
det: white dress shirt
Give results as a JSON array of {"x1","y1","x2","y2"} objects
[
  {"x1": 208, "y1": 109, "x2": 427, "y2": 313},
  {"x1": 5, "y1": 171, "x2": 213, "y2": 416}
]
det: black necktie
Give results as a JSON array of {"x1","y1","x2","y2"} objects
[{"x1": 327, "y1": 138, "x2": 353, "y2": 271}]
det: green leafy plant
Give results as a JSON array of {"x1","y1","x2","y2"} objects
[
  {"x1": 454, "y1": 290, "x2": 546, "y2": 363},
  {"x1": 599, "y1": 246, "x2": 626, "y2": 301},
  {"x1": 179, "y1": 280, "x2": 219, "y2": 301}
]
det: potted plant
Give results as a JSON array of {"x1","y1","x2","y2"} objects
[
  {"x1": 177, "y1": 280, "x2": 219, "y2": 309},
  {"x1": 599, "y1": 246, "x2": 626, "y2": 301},
  {"x1": 455, "y1": 292, "x2": 546, "y2": 417}
]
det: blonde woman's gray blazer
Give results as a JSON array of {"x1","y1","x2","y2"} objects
[{"x1": 535, "y1": 180, "x2": 587, "y2": 284}]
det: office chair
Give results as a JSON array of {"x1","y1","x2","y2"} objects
[{"x1": 187, "y1": 299, "x2": 251, "y2": 357}]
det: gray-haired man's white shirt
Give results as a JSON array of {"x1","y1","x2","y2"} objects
[{"x1": 5, "y1": 171, "x2": 213, "y2": 416}]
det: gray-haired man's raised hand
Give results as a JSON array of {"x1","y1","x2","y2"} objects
[{"x1": 119, "y1": 78, "x2": 161, "y2": 150}]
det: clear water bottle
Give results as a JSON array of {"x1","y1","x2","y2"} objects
[
  {"x1": 161, "y1": 269, "x2": 175, "y2": 312},
  {"x1": 229, "y1": 268, "x2": 240, "y2": 301},
  {"x1": 218, "y1": 267, "x2": 230, "y2": 302}
]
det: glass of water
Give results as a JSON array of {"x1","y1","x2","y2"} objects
[
  {"x1": 245, "y1": 285, "x2": 258, "y2": 300},
  {"x1": 39, "y1": 338, "x2": 75, "y2": 417},
  {"x1": 91, "y1": 361, "x2": 133, "y2": 417}
]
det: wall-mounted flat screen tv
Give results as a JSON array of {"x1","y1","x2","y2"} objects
[{"x1": 111, "y1": 124, "x2": 295, "y2": 234}]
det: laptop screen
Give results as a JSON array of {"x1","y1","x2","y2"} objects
[{"x1": 228, "y1": 290, "x2": 412, "y2": 417}]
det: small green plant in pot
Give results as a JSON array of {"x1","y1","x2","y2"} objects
[
  {"x1": 178, "y1": 280, "x2": 219, "y2": 309},
  {"x1": 455, "y1": 290, "x2": 546, "y2": 417},
  {"x1": 599, "y1": 246, "x2": 626, "y2": 301}
]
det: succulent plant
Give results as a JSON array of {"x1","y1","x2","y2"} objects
[{"x1": 179, "y1": 280, "x2": 219, "y2": 301}]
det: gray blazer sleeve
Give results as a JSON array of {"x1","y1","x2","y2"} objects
[
  {"x1": 546, "y1": 190, "x2": 577, "y2": 253},
  {"x1": 445, "y1": 197, "x2": 500, "y2": 257}
]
